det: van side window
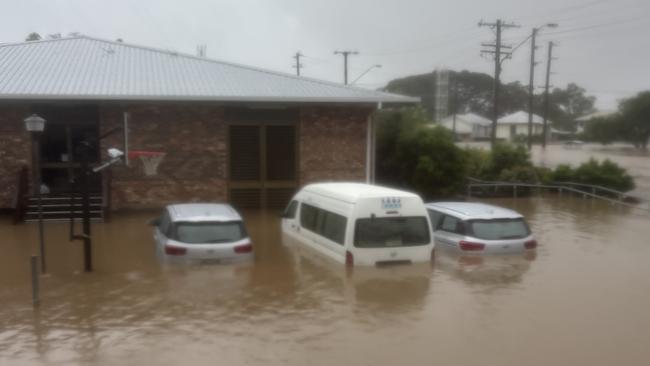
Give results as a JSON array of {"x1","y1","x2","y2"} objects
[
  {"x1": 284, "y1": 200, "x2": 298, "y2": 219},
  {"x1": 300, "y1": 203, "x2": 319, "y2": 232},
  {"x1": 320, "y1": 211, "x2": 347, "y2": 245},
  {"x1": 427, "y1": 209, "x2": 444, "y2": 230},
  {"x1": 440, "y1": 215, "x2": 465, "y2": 235},
  {"x1": 299, "y1": 203, "x2": 347, "y2": 245}
]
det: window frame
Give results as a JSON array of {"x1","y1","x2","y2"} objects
[
  {"x1": 353, "y1": 216, "x2": 431, "y2": 248},
  {"x1": 438, "y1": 215, "x2": 466, "y2": 235},
  {"x1": 299, "y1": 203, "x2": 347, "y2": 246}
]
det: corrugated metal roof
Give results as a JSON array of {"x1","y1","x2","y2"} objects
[
  {"x1": 0, "y1": 36, "x2": 418, "y2": 104},
  {"x1": 497, "y1": 111, "x2": 546, "y2": 125},
  {"x1": 442, "y1": 113, "x2": 492, "y2": 126}
]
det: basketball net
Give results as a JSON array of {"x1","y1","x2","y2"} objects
[{"x1": 128, "y1": 151, "x2": 165, "y2": 176}]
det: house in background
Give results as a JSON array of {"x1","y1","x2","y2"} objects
[
  {"x1": 0, "y1": 36, "x2": 417, "y2": 218},
  {"x1": 575, "y1": 110, "x2": 617, "y2": 134},
  {"x1": 496, "y1": 111, "x2": 547, "y2": 142},
  {"x1": 439, "y1": 113, "x2": 491, "y2": 140}
]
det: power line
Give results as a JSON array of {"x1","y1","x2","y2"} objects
[{"x1": 545, "y1": 14, "x2": 649, "y2": 36}]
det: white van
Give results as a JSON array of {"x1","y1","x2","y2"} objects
[{"x1": 281, "y1": 183, "x2": 435, "y2": 266}]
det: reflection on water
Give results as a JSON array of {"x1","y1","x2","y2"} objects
[{"x1": 2, "y1": 196, "x2": 650, "y2": 365}]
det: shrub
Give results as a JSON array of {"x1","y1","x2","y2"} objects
[
  {"x1": 486, "y1": 143, "x2": 531, "y2": 179},
  {"x1": 551, "y1": 164, "x2": 574, "y2": 182},
  {"x1": 376, "y1": 107, "x2": 466, "y2": 198},
  {"x1": 498, "y1": 165, "x2": 539, "y2": 184},
  {"x1": 572, "y1": 159, "x2": 635, "y2": 192},
  {"x1": 463, "y1": 148, "x2": 490, "y2": 179}
]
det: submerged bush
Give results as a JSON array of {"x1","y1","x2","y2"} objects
[
  {"x1": 573, "y1": 159, "x2": 635, "y2": 192},
  {"x1": 376, "y1": 107, "x2": 466, "y2": 199}
]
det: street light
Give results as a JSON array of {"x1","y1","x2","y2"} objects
[
  {"x1": 351, "y1": 64, "x2": 382, "y2": 85},
  {"x1": 24, "y1": 114, "x2": 47, "y2": 273}
]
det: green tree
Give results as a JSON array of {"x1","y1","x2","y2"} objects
[
  {"x1": 25, "y1": 32, "x2": 41, "y2": 41},
  {"x1": 375, "y1": 107, "x2": 466, "y2": 198},
  {"x1": 618, "y1": 91, "x2": 650, "y2": 150},
  {"x1": 583, "y1": 116, "x2": 620, "y2": 145}
]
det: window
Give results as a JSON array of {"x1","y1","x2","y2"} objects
[
  {"x1": 172, "y1": 221, "x2": 246, "y2": 244},
  {"x1": 468, "y1": 219, "x2": 530, "y2": 240},
  {"x1": 159, "y1": 211, "x2": 172, "y2": 237},
  {"x1": 427, "y1": 209, "x2": 444, "y2": 230},
  {"x1": 439, "y1": 215, "x2": 465, "y2": 235},
  {"x1": 320, "y1": 211, "x2": 347, "y2": 245},
  {"x1": 284, "y1": 200, "x2": 298, "y2": 219},
  {"x1": 299, "y1": 203, "x2": 347, "y2": 245},
  {"x1": 354, "y1": 217, "x2": 430, "y2": 248},
  {"x1": 300, "y1": 203, "x2": 319, "y2": 232}
]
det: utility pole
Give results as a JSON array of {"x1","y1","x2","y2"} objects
[
  {"x1": 542, "y1": 41, "x2": 555, "y2": 149},
  {"x1": 292, "y1": 51, "x2": 303, "y2": 76},
  {"x1": 479, "y1": 19, "x2": 519, "y2": 148},
  {"x1": 527, "y1": 28, "x2": 538, "y2": 150},
  {"x1": 451, "y1": 75, "x2": 458, "y2": 141},
  {"x1": 334, "y1": 50, "x2": 359, "y2": 85}
]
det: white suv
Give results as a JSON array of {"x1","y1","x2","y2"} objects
[
  {"x1": 425, "y1": 202, "x2": 537, "y2": 254},
  {"x1": 151, "y1": 203, "x2": 253, "y2": 264}
]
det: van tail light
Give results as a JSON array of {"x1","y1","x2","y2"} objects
[
  {"x1": 165, "y1": 244, "x2": 187, "y2": 256},
  {"x1": 234, "y1": 243, "x2": 253, "y2": 254},
  {"x1": 345, "y1": 251, "x2": 354, "y2": 267},
  {"x1": 459, "y1": 241, "x2": 485, "y2": 251},
  {"x1": 430, "y1": 248, "x2": 436, "y2": 261},
  {"x1": 524, "y1": 240, "x2": 538, "y2": 249}
]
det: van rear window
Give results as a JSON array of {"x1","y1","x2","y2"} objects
[{"x1": 354, "y1": 217, "x2": 430, "y2": 248}]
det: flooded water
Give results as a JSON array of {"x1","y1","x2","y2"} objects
[{"x1": 2, "y1": 196, "x2": 650, "y2": 365}]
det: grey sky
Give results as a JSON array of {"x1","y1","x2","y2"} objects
[{"x1": 2, "y1": 0, "x2": 648, "y2": 110}]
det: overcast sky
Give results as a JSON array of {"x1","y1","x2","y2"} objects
[{"x1": 2, "y1": 0, "x2": 648, "y2": 110}]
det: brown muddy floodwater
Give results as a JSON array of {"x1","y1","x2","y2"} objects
[{"x1": 2, "y1": 196, "x2": 650, "y2": 366}]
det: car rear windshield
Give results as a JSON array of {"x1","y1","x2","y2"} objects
[
  {"x1": 173, "y1": 221, "x2": 246, "y2": 244},
  {"x1": 468, "y1": 218, "x2": 530, "y2": 240},
  {"x1": 354, "y1": 217, "x2": 430, "y2": 248}
]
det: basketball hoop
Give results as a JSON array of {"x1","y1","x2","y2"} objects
[{"x1": 128, "y1": 150, "x2": 166, "y2": 176}]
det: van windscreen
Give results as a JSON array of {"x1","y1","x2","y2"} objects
[
  {"x1": 354, "y1": 217, "x2": 430, "y2": 248},
  {"x1": 173, "y1": 221, "x2": 246, "y2": 244}
]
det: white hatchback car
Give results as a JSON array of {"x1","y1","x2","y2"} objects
[
  {"x1": 151, "y1": 203, "x2": 253, "y2": 264},
  {"x1": 425, "y1": 202, "x2": 537, "y2": 254}
]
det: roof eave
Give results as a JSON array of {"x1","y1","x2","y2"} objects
[{"x1": 0, "y1": 94, "x2": 420, "y2": 104}]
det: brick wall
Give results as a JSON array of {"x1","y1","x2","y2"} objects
[
  {"x1": 101, "y1": 104, "x2": 228, "y2": 210},
  {"x1": 299, "y1": 106, "x2": 371, "y2": 185},
  {"x1": 0, "y1": 103, "x2": 372, "y2": 210},
  {"x1": 0, "y1": 106, "x2": 30, "y2": 209}
]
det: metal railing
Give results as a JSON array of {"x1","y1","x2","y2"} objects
[{"x1": 466, "y1": 177, "x2": 649, "y2": 212}]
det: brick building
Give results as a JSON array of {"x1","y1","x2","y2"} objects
[{"x1": 0, "y1": 36, "x2": 416, "y2": 214}]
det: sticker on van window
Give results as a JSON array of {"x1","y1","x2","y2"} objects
[{"x1": 381, "y1": 197, "x2": 402, "y2": 210}]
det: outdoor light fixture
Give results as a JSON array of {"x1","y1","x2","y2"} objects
[
  {"x1": 93, "y1": 148, "x2": 125, "y2": 173},
  {"x1": 24, "y1": 114, "x2": 46, "y2": 133},
  {"x1": 24, "y1": 113, "x2": 47, "y2": 274}
]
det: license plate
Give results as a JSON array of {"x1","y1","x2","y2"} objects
[{"x1": 199, "y1": 258, "x2": 222, "y2": 265}]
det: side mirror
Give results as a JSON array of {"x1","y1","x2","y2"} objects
[{"x1": 148, "y1": 217, "x2": 161, "y2": 226}]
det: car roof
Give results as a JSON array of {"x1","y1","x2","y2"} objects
[
  {"x1": 166, "y1": 203, "x2": 242, "y2": 222},
  {"x1": 302, "y1": 182, "x2": 419, "y2": 203},
  {"x1": 424, "y1": 202, "x2": 523, "y2": 220}
]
